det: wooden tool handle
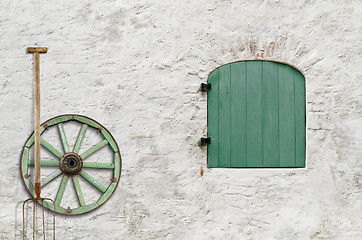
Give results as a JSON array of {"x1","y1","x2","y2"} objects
[
  {"x1": 27, "y1": 47, "x2": 47, "y2": 198},
  {"x1": 34, "y1": 52, "x2": 41, "y2": 187}
]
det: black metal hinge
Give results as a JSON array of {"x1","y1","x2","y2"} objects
[
  {"x1": 199, "y1": 83, "x2": 211, "y2": 92},
  {"x1": 199, "y1": 137, "x2": 211, "y2": 147}
]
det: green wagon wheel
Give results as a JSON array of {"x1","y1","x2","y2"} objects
[{"x1": 20, "y1": 114, "x2": 122, "y2": 215}]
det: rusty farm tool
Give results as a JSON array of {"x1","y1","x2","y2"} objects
[
  {"x1": 22, "y1": 47, "x2": 55, "y2": 240},
  {"x1": 20, "y1": 51, "x2": 122, "y2": 216}
]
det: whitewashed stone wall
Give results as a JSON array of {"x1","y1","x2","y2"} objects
[{"x1": 0, "y1": 0, "x2": 361, "y2": 239}]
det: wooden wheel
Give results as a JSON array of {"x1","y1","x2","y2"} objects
[{"x1": 20, "y1": 114, "x2": 122, "y2": 215}]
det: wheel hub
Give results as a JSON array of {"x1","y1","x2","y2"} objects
[{"x1": 59, "y1": 153, "x2": 83, "y2": 175}]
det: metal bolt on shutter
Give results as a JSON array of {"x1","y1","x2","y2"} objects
[{"x1": 207, "y1": 61, "x2": 306, "y2": 168}]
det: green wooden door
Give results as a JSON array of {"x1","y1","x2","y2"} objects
[{"x1": 207, "y1": 61, "x2": 305, "y2": 168}]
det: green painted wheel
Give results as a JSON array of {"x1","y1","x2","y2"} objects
[{"x1": 20, "y1": 114, "x2": 122, "y2": 215}]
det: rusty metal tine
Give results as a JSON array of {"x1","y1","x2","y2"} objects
[
  {"x1": 49, "y1": 198, "x2": 56, "y2": 240},
  {"x1": 53, "y1": 200, "x2": 56, "y2": 239},
  {"x1": 51, "y1": 198, "x2": 56, "y2": 240},
  {"x1": 41, "y1": 198, "x2": 56, "y2": 239},
  {"x1": 23, "y1": 198, "x2": 56, "y2": 240},
  {"x1": 33, "y1": 200, "x2": 36, "y2": 240},
  {"x1": 23, "y1": 198, "x2": 33, "y2": 240},
  {"x1": 46, "y1": 198, "x2": 56, "y2": 240},
  {"x1": 23, "y1": 200, "x2": 26, "y2": 240},
  {"x1": 42, "y1": 200, "x2": 45, "y2": 240}
]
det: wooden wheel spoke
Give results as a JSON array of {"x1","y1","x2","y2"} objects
[
  {"x1": 41, "y1": 138, "x2": 63, "y2": 158},
  {"x1": 55, "y1": 175, "x2": 69, "y2": 206},
  {"x1": 41, "y1": 169, "x2": 62, "y2": 188},
  {"x1": 72, "y1": 175, "x2": 86, "y2": 207},
  {"x1": 83, "y1": 162, "x2": 115, "y2": 169},
  {"x1": 80, "y1": 139, "x2": 108, "y2": 160},
  {"x1": 79, "y1": 171, "x2": 107, "y2": 193},
  {"x1": 58, "y1": 123, "x2": 70, "y2": 153},
  {"x1": 28, "y1": 160, "x2": 59, "y2": 167},
  {"x1": 73, "y1": 124, "x2": 88, "y2": 154}
]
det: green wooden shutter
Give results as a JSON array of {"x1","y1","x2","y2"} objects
[{"x1": 207, "y1": 61, "x2": 305, "y2": 168}]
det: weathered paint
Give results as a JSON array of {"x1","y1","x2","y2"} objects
[
  {"x1": 44, "y1": 115, "x2": 74, "y2": 127},
  {"x1": 83, "y1": 162, "x2": 115, "y2": 169},
  {"x1": 207, "y1": 69, "x2": 219, "y2": 167},
  {"x1": 40, "y1": 138, "x2": 63, "y2": 158},
  {"x1": 41, "y1": 169, "x2": 63, "y2": 188},
  {"x1": 97, "y1": 182, "x2": 117, "y2": 206},
  {"x1": 74, "y1": 115, "x2": 100, "y2": 129},
  {"x1": 114, "y1": 152, "x2": 121, "y2": 180},
  {"x1": 72, "y1": 175, "x2": 86, "y2": 207},
  {"x1": 230, "y1": 62, "x2": 247, "y2": 167},
  {"x1": 79, "y1": 171, "x2": 107, "y2": 193},
  {"x1": 80, "y1": 139, "x2": 109, "y2": 160},
  {"x1": 54, "y1": 174, "x2": 69, "y2": 206},
  {"x1": 28, "y1": 160, "x2": 59, "y2": 167},
  {"x1": 100, "y1": 129, "x2": 119, "y2": 153},
  {"x1": 58, "y1": 123, "x2": 70, "y2": 153},
  {"x1": 73, "y1": 124, "x2": 88, "y2": 153},
  {"x1": 21, "y1": 148, "x2": 29, "y2": 177},
  {"x1": 207, "y1": 61, "x2": 305, "y2": 168}
]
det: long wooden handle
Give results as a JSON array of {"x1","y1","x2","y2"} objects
[
  {"x1": 34, "y1": 52, "x2": 41, "y2": 186},
  {"x1": 27, "y1": 47, "x2": 47, "y2": 198}
]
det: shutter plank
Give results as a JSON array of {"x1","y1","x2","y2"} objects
[
  {"x1": 263, "y1": 62, "x2": 279, "y2": 167},
  {"x1": 295, "y1": 71, "x2": 306, "y2": 167},
  {"x1": 218, "y1": 65, "x2": 231, "y2": 167},
  {"x1": 230, "y1": 62, "x2": 247, "y2": 167},
  {"x1": 207, "y1": 69, "x2": 219, "y2": 167},
  {"x1": 246, "y1": 61, "x2": 263, "y2": 167},
  {"x1": 279, "y1": 65, "x2": 296, "y2": 167}
]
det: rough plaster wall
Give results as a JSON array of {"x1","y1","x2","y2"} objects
[{"x1": 0, "y1": 0, "x2": 361, "y2": 239}]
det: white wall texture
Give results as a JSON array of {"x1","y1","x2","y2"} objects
[{"x1": 0, "y1": 0, "x2": 361, "y2": 239}]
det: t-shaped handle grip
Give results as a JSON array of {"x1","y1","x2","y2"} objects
[{"x1": 26, "y1": 47, "x2": 48, "y2": 54}]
